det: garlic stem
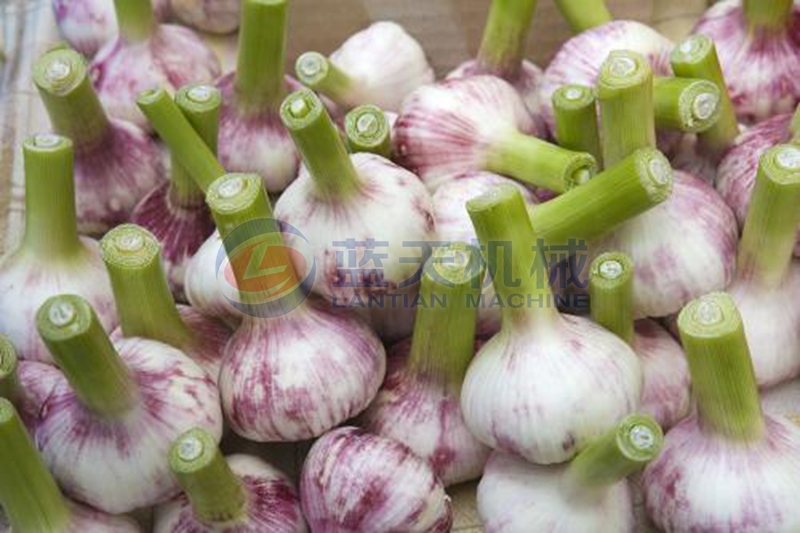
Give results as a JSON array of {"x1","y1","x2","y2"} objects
[
  {"x1": 113, "y1": 0, "x2": 156, "y2": 43},
  {"x1": 530, "y1": 148, "x2": 673, "y2": 248},
  {"x1": 670, "y1": 35, "x2": 740, "y2": 156},
  {"x1": 101, "y1": 225, "x2": 193, "y2": 349},
  {"x1": 171, "y1": 84, "x2": 222, "y2": 207},
  {"x1": 791, "y1": 103, "x2": 800, "y2": 140},
  {"x1": 589, "y1": 252, "x2": 635, "y2": 344},
  {"x1": 345, "y1": 105, "x2": 392, "y2": 158},
  {"x1": 653, "y1": 77, "x2": 721, "y2": 133},
  {"x1": 21, "y1": 135, "x2": 82, "y2": 260},
  {"x1": 563, "y1": 414, "x2": 663, "y2": 493},
  {"x1": 678, "y1": 293, "x2": 764, "y2": 441},
  {"x1": 553, "y1": 0, "x2": 612, "y2": 34},
  {"x1": 280, "y1": 89, "x2": 362, "y2": 200},
  {"x1": 235, "y1": 0, "x2": 288, "y2": 112},
  {"x1": 467, "y1": 186, "x2": 559, "y2": 331},
  {"x1": 0, "y1": 399, "x2": 71, "y2": 532},
  {"x1": 295, "y1": 52, "x2": 357, "y2": 107},
  {"x1": 407, "y1": 243, "x2": 485, "y2": 387},
  {"x1": 0, "y1": 336, "x2": 20, "y2": 405},
  {"x1": 486, "y1": 131, "x2": 597, "y2": 193},
  {"x1": 36, "y1": 295, "x2": 138, "y2": 417},
  {"x1": 552, "y1": 84, "x2": 603, "y2": 167},
  {"x1": 137, "y1": 87, "x2": 226, "y2": 192},
  {"x1": 737, "y1": 144, "x2": 800, "y2": 288},
  {"x1": 477, "y1": 0, "x2": 539, "y2": 79},
  {"x1": 33, "y1": 48, "x2": 111, "y2": 152},
  {"x1": 743, "y1": 0, "x2": 794, "y2": 32},
  {"x1": 597, "y1": 50, "x2": 656, "y2": 167},
  {"x1": 170, "y1": 428, "x2": 247, "y2": 525}
]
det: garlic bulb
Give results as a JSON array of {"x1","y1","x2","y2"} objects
[
  {"x1": 726, "y1": 144, "x2": 800, "y2": 387},
  {"x1": 643, "y1": 292, "x2": 800, "y2": 532},
  {"x1": 33, "y1": 48, "x2": 166, "y2": 235},
  {"x1": 717, "y1": 106, "x2": 800, "y2": 257},
  {"x1": 0, "y1": 399, "x2": 141, "y2": 532},
  {"x1": 590, "y1": 253, "x2": 691, "y2": 430},
  {"x1": 395, "y1": 76, "x2": 595, "y2": 192},
  {"x1": 205, "y1": 173, "x2": 387, "y2": 442},
  {"x1": 35, "y1": 294, "x2": 223, "y2": 513},
  {"x1": 154, "y1": 428, "x2": 306, "y2": 532},
  {"x1": 295, "y1": 21, "x2": 434, "y2": 112},
  {"x1": 52, "y1": 0, "x2": 170, "y2": 58},
  {"x1": 217, "y1": 0, "x2": 299, "y2": 193},
  {"x1": 171, "y1": 0, "x2": 241, "y2": 34},
  {"x1": 90, "y1": 0, "x2": 220, "y2": 130},
  {"x1": 461, "y1": 186, "x2": 642, "y2": 464},
  {"x1": 276, "y1": 90, "x2": 436, "y2": 305},
  {"x1": 0, "y1": 135, "x2": 117, "y2": 364},
  {"x1": 478, "y1": 414, "x2": 664, "y2": 533},
  {"x1": 300, "y1": 427, "x2": 453, "y2": 532},
  {"x1": 691, "y1": 0, "x2": 800, "y2": 123}
]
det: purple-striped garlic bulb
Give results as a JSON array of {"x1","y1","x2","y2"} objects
[
  {"x1": 0, "y1": 399, "x2": 142, "y2": 532},
  {"x1": 461, "y1": 186, "x2": 642, "y2": 464},
  {"x1": 154, "y1": 428, "x2": 306, "y2": 532},
  {"x1": 361, "y1": 244, "x2": 491, "y2": 486},
  {"x1": 34, "y1": 294, "x2": 223, "y2": 514},
  {"x1": 90, "y1": 0, "x2": 220, "y2": 130},
  {"x1": 51, "y1": 0, "x2": 170, "y2": 58},
  {"x1": 171, "y1": 0, "x2": 241, "y2": 34},
  {"x1": 102, "y1": 225, "x2": 232, "y2": 383},
  {"x1": 643, "y1": 292, "x2": 800, "y2": 532},
  {"x1": 589, "y1": 253, "x2": 691, "y2": 430},
  {"x1": 396, "y1": 76, "x2": 595, "y2": 193},
  {"x1": 276, "y1": 90, "x2": 435, "y2": 305},
  {"x1": 206, "y1": 173, "x2": 386, "y2": 442},
  {"x1": 300, "y1": 427, "x2": 453, "y2": 532},
  {"x1": 0, "y1": 135, "x2": 117, "y2": 364},
  {"x1": 447, "y1": 0, "x2": 544, "y2": 130},
  {"x1": 725, "y1": 144, "x2": 800, "y2": 387},
  {"x1": 132, "y1": 84, "x2": 221, "y2": 300},
  {"x1": 691, "y1": 0, "x2": 800, "y2": 123},
  {"x1": 184, "y1": 230, "x2": 244, "y2": 327},
  {"x1": 763, "y1": 379, "x2": 800, "y2": 426},
  {"x1": 717, "y1": 106, "x2": 800, "y2": 257},
  {"x1": 295, "y1": 21, "x2": 434, "y2": 113},
  {"x1": 479, "y1": 414, "x2": 664, "y2": 533},
  {"x1": 33, "y1": 48, "x2": 166, "y2": 235},
  {"x1": 217, "y1": 0, "x2": 299, "y2": 193}
]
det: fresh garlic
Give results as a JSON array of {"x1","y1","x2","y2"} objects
[{"x1": 171, "y1": 0, "x2": 241, "y2": 34}]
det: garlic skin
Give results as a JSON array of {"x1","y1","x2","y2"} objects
[
  {"x1": 220, "y1": 302, "x2": 386, "y2": 442},
  {"x1": 130, "y1": 182, "x2": 216, "y2": 301},
  {"x1": 432, "y1": 172, "x2": 539, "y2": 335},
  {"x1": 154, "y1": 455, "x2": 307, "y2": 533},
  {"x1": 91, "y1": 26, "x2": 221, "y2": 130},
  {"x1": 539, "y1": 20, "x2": 674, "y2": 135},
  {"x1": 478, "y1": 452, "x2": 634, "y2": 533},
  {"x1": 326, "y1": 21, "x2": 434, "y2": 112},
  {"x1": 171, "y1": 0, "x2": 241, "y2": 34},
  {"x1": 300, "y1": 427, "x2": 453, "y2": 533},
  {"x1": 274, "y1": 153, "x2": 436, "y2": 304},
  {"x1": 360, "y1": 338, "x2": 491, "y2": 486},
  {"x1": 395, "y1": 76, "x2": 542, "y2": 191},
  {"x1": 644, "y1": 416, "x2": 800, "y2": 532},
  {"x1": 36, "y1": 502, "x2": 142, "y2": 532},
  {"x1": 717, "y1": 112, "x2": 800, "y2": 257},
  {"x1": 51, "y1": 0, "x2": 170, "y2": 58},
  {"x1": 448, "y1": 60, "x2": 546, "y2": 133},
  {"x1": 462, "y1": 315, "x2": 642, "y2": 464},
  {"x1": 587, "y1": 172, "x2": 738, "y2": 318},
  {"x1": 0, "y1": 242, "x2": 117, "y2": 364},
  {"x1": 15, "y1": 360, "x2": 64, "y2": 430},
  {"x1": 37, "y1": 338, "x2": 224, "y2": 514},
  {"x1": 633, "y1": 320, "x2": 691, "y2": 430},
  {"x1": 763, "y1": 380, "x2": 800, "y2": 426},
  {"x1": 692, "y1": 0, "x2": 800, "y2": 123}
]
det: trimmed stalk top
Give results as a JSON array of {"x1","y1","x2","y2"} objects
[
  {"x1": 33, "y1": 48, "x2": 87, "y2": 96},
  {"x1": 345, "y1": 104, "x2": 392, "y2": 158},
  {"x1": 101, "y1": 224, "x2": 160, "y2": 271}
]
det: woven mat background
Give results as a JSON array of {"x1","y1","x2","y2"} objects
[{"x1": 0, "y1": 0, "x2": 710, "y2": 530}]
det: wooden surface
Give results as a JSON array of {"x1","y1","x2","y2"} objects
[{"x1": 0, "y1": 1, "x2": 710, "y2": 531}]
